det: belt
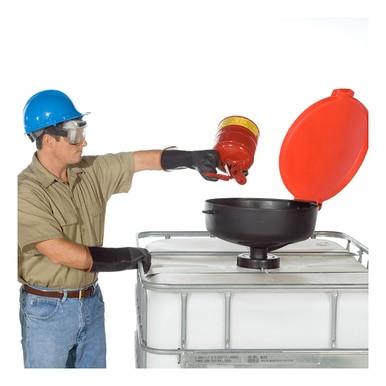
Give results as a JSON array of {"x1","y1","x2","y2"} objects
[{"x1": 23, "y1": 284, "x2": 95, "y2": 299}]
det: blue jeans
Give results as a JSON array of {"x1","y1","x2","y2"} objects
[{"x1": 19, "y1": 284, "x2": 106, "y2": 368}]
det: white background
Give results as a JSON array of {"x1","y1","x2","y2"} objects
[{"x1": 1, "y1": 0, "x2": 384, "y2": 385}]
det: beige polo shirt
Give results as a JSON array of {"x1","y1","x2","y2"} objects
[{"x1": 18, "y1": 152, "x2": 134, "y2": 289}]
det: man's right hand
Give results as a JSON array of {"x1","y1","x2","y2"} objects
[
  {"x1": 160, "y1": 149, "x2": 220, "y2": 181},
  {"x1": 88, "y1": 246, "x2": 151, "y2": 273}
]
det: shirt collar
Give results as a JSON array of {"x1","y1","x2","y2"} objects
[
  {"x1": 30, "y1": 153, "x2": 83, "y2": 189},
  {"x1": 68, "y1": 165, "x2": 84, "y2": 187},
  {"x1": 30, "y1": 153, "x2": 57, "y2": 188}
]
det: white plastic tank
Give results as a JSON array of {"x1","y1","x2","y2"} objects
[{"x1": 135, "y1": 232, "x2": 368, "y2": 368}]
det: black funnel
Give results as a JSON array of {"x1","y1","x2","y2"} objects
[{"x1": 203, "y1": 198, "x2": 318, "y2": 269}]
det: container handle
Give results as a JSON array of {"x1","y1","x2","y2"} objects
[
  {"x1": 202, "y1": 172, "x2": 232, "y2": 181},
  {"x1": 202, "y1": 210, "x2": 216, "y2": 215}
]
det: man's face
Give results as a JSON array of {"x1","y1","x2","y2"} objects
[{"x1": 48, "y1": 134, "x2": 87, "y2": 165}]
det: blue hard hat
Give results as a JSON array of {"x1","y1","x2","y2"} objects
[{"x1": 23, "y1": 89, "x2": 88, "y2": 134}]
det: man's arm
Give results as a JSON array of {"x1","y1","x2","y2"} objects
[
  {"x1": 35, "y1": 239, "x2": 92, "y2": 270},
  {"x1": 35, "y1": 238, "x2": 151, "y2": 273},
  {"x1": 133, "y1": 150, "x2": 162, "y2": 172}
]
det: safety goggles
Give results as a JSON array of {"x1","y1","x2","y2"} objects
[
  {"x1": 60, "y1": 119, "x2": 87, "y2": 145},
  {"x1": 28, "y1": 119, "x2": 87, "y2": 144}
]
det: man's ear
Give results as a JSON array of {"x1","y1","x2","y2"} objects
[{"x1": 42, "y1": 134, "x2": 55, "y2": 149}]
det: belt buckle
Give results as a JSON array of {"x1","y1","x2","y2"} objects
[{"x1": 78, "y1": 289, "x2": 83, "y2": 299}]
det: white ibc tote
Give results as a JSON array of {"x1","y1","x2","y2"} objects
[{"x1": 135, "y1": 231, "x2": 368, "y2": 368}]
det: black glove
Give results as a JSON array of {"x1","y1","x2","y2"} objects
[
  {"x1": 160, "y1": 149, "x2": 220, "y2": 181},
  {"x1": 88, "y1": 246, "x2": 151, "y2": 273}
]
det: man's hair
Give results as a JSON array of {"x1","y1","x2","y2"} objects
[{"x1": 36, "y1": 135, "x2": 44, "y2": 150}]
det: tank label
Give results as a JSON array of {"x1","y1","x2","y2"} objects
[{"x1": 179, "y1": 351, "x2": 367, "y2": 368}]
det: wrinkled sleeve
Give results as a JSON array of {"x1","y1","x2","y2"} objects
[
  {"x1": 88, "y1": 152, "x2": 134, "y2": 201},
  {"x1": 18, "y1": 189, "x2": 64, "y2": 253}
]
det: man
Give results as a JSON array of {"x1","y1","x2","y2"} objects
[{"x1": 18, "y1": 89, "x2": 220, "y2": 368}]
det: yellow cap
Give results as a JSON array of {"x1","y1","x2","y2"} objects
[{"x1": 218, "y1": 115, "x2": 259, "y2": 137}]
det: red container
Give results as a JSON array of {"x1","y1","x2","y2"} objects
[{"x1": 210, "y1": 116, "x2": 259, "y2": 184}]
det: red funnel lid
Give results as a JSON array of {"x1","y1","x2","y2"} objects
[{"x1": 279, "y1": 89, "x2": 368, "y2": 204}]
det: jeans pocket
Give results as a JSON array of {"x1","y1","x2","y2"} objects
[
  {"x1": 23, "y1": 295, "x2": 61, "y2": 320},
  {"x1": 95, "y1": 287, "x2": 105, "y2": 306}
]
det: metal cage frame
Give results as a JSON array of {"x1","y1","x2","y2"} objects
[{"x1": 135, "y1": 231, "x2": 368, "y2": 368}]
